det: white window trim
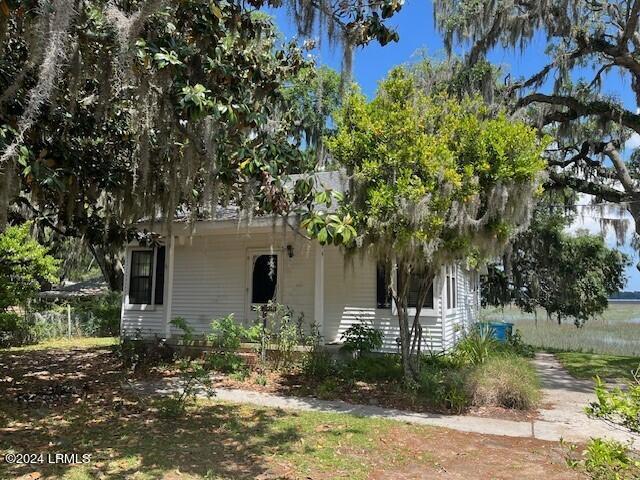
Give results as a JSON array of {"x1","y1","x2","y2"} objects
[
  {"x1": 445, "y1": 264, "x2": 458, "y2": 313},
  {"x1": 124, "y1": 246, "x2": 158, "y2": 311}
]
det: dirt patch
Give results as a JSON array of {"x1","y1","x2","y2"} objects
[{"x1": 366, "y1": 426, "x2": 584, "y2": 480}]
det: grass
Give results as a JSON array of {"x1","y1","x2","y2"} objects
[
  {"x1": 0, "y1": 341, "x2": 581, "y2": 479},
  {"x1": 483, "y1": 303, "x2": 640, "y2": 356},
  {"x1": 1, "y1": 336, "x2": 118, "y2": 352},
  {"x1": 555, "y1": 352, "x2": 640, "y2": 382},
  {"x1": 468, "y1": 354, "x2": 541, "y2": 410},
  {"x1": 0, "y1": 400, "x2": 402, "y2": 480}
]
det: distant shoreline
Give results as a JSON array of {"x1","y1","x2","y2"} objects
[{"x1": 608, "y1": 298, "x2": 640, "y2": 303}]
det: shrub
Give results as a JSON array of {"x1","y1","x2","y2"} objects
[
  {"x1": 206, "y1": 352, "x2": 246, "y2": 374},
  {"x1": 0, "y1": 312, "x2": 31, "y2": 347},
  {"x1": 453, "y1": 327, "x2": 499, "y2": 366},
  {"x1": 417, "y1": 358, "x2": 470, "y2": 413},
  {"x1": 341, "y1": 355, "x2": 402, "y2": 383},
  {"x1": 67, "y1": 292, "x2": 122, "y2": 336},
  {"x1": 586, "y1": 372, "x2": 640, "y2": 433},
  {"x1": 0, "y1": 223, "x2": 59, "y2": 311},
  {"x1": 316, "y1": 378, "x2": 339, "y2": 399},
  {"x1": 301, "y1": 324, "x2": 335, "y2": 380},
  {"x1": 565, "y1": 438, "x2": 640, "y2": 480},
  {"x1": 467, "y1": 354, "x2": 541, "y2": 410},
  {"x1": 209, "y1": 314, "x2": 259, "y2": 351},
  {"x1": 257, "y1": 302, "x2": 304, "y2": 370},
  {"x1": 116, "y1": 332, "x2": 175, "y2": 371},
  {"x1": 340, "y1": 322, "x2": 383, "y2": 358}
]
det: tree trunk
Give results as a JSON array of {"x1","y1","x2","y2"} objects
[
  {"x1": 392, "y1": 264, "x2": 414, "y2": 382},
  {"x1": 89, "y1": 243, "x2": 124, "y2": 291}
]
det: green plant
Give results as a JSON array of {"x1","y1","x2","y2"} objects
[
  {"x1": 316, "y1": 378, "x2": 339, "y2": 399},
  {"x1": 257, "y1": 302, "x2": 304, "y2": 370},
  {"x1": 0, "y1": 223, "x2": 59, "y2": 312},
  {"x1": 453, "y1": 327, "x2": 499, "y2": 366},
  {"x1": 116, "y1": 331, "x2": 175, "y2": 372},
  {"x1": 0, "y1": 312, "x2": 30, "y2": 347},
  {"x1": 340, "y1": 322, "x2": 384, "y2": 358},
  {"x1": 301, "y1": 323, "x2": 335, "y2": 380},
  {"x1": 158, "y1": 358, "x2": 214, "y2": 418},
  {"x1": 417, "y1": 357, "x2": 471, "y2": 413},
  {"x1": 171, "y1": 316, "x2": 196, "y2": 345},
  {"x1": 341, "y1": 355, "x2": 403, "y2": 383},
  {"x1": 586, "y1": 369, "x2": 640, "y2": 434},
  {"x1": 255, "y1": 373, "x2": 268, "y2": 386},
  {"x1": 209, "y1": 314, "x2": 255, "y2": 351},
  {"x1": 206, "y1": 352, "x2": 246, "y2": 374},
  {"x1": 565, "y1": 438, "x2": 640, "y2": 480},
  {"x1": 467, "y1": 354, "x2": 541, "y2": 410}
]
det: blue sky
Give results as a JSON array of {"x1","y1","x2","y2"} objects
[{"x1": 270, "y1": 1, "x2": 640, "y2": 291}]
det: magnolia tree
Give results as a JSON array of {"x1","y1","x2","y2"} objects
[{"x1": 303, "y1": 67, "x2": 548, "y2": 379}]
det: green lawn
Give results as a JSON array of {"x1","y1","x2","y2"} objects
[
  {"x1": 556, "y1": 352, "x2": 640, "y2": 382},
  {"x1": 1, "y1": 336, "x2": 118, "y2": 352}
]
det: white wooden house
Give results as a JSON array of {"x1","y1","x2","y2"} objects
[{"x1": 120, "y1": 172, "x2": 481, "y2": 352}]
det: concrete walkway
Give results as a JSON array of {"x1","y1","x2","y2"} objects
[{"x1": 133, "y1": 354, "x2": 638, "y2": 445}]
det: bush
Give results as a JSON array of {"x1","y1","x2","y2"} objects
[
  {"x1": 587, "y1": 373, "x2": 640, "y2": 433},
  {"x1": 453, "y1": 327, "x2": 499, "y2": 366},
  {"x1": 208, "y1": 314, "x2": 259, "y2": 351},
  {"x1": 116, "y1": 333, "x2": 175, "y2": 371},
  {"x1": 467, "y1": 354, "x2": 541, "y2": 410},
  {"x1": 0, "y1": 223, "x2": 59, "y2": 311},
  {"x1": 0, "y1": 312, "x2": 31, "y2": 347},
  {"x1": 417, "y1": 357, "x2": 470, "y2": 413},
  {"x1": 341, "y1": 355, "x2": 402, "y2": 383},
  {"x1": 565, "y1": 438, "x2": 640, "y2": 480},
  {"x1": 340, "y1": 322, "x2": 383, "y2": 358},
  {"x1": 206, "y1": 352, "x2": 246, "y2": 374},
  {"x1": 301, "y1": 322, "x2": 335, "y2": 380},
  {"x1": 69, "y1": 292, "x2": 121, "y2": 336}
]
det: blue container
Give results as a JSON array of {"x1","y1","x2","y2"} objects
[{"x1": 478, "y1": 322, "x2": 513, "y2": 343}]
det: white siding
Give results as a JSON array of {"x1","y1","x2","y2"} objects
[
  {"x1": 443, "y1": 265, "x2": 480, "y2": 351},
  {"x1": 323, "y1": 246, "x2": 445, "y2": 353},
  {"x1": 122, "y1": 230, "x2": 479, "y2": 352}
]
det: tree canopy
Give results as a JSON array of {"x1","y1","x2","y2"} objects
[
  {"x1": 303, "y1": 64, "x2": 548, "y2": 378},
  {"x1": 483, "y1": 202, "x2": 629, "y2": 326},
  {"x1": 433, "y1": 0, "x2": 640, "y2": 271}
]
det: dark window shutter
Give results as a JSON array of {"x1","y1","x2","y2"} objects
[
  {"x1": 154, "y1": 246, "x2": 165, "y2": 305},
  {"x1": 376, "y1": 263, "x2": 392, "y2": 309}
]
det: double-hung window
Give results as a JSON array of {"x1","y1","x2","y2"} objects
[
  {"x1": 445, "y1": 265, "x2": 457, "y2": 310},
  {"x1": 128, "y1": 247, "x2": 165, "y2": 305},
  {"x1": 376, "y1": 263, "x2": 434, "y2": 311}
]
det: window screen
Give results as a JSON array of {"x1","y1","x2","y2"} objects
[
  {"x1": 129, "y1": 250, "x2": 153, "y2": 304},
  {"x1": 406, "y1": 273, "x2": 434, "y2": 309},
  {"x1": 252, "y1": 254, "x2": 278, "y2": 304}
]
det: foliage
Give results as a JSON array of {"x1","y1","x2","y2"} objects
[
  {"x1": 565, "y1": 438, "x2": 640, "y2": 480},
  {"x1": 0, "y1": 312, "x2": 30, "y2": 348},
  {"x1": 467, "y1": 354, "x2": 541, "y2": 410},
  {"x1": 417, "y1": 358, "x2": 470, "y2": 413},
  {"x1": 433, "y1": 0, "x2": 640, "y2": 273},
  {"x1": 208, "y1": 314, "x2": 258, "y2": 352},
  {"x1": 312, "y1": 63, "x2": 547, "y2": 379},
  {"x1": 340, "y1": 355, "x2": 403, "y2": 383},
  {"x1": 483, "y1": 207, "x2": 629, "y2": 326},
  {"x1": 116, "y1": 331, "x2": 175, "y2": 372},
  {"x1": 340, "y1": 322, "x2": 384, "y2": 357},
  {"x1": 453, "y1": 326, "x2": 499, "y2": 366},
  {"x1": 157, "y1": 357, "x2": 214, "y2": 418},
  {"x1": 587, "y1": 372, "x2": 640, "y2": 434},
  {"x1": 0, "y1": 223, "x2": 58, "y2": 311},
  {"x1": 301, "y1": 323, "x2": 335, "y2": 380},
  {"x1": 257, "y1": 302, "x2": 305, "y2": 370}
]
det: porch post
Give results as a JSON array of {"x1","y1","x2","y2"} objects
[
  {"x1": 314, "y1": 243, "x2": 325, "y2": 342},
  {"x1": 164, "y1": 234, "x2": 175, "y2": 339}
]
